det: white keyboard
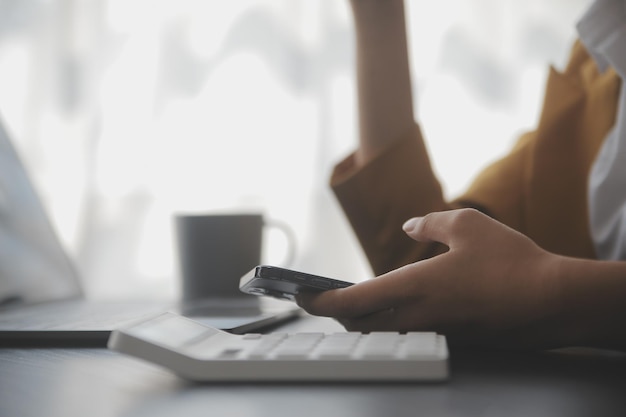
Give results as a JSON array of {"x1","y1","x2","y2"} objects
[{"x1": 108, "y1": 312, "x2": 449, "y2": 382}]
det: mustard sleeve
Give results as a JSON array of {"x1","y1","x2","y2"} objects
[
  {"x1": 330, "y1": 124, "x2": 450, "y2": 275},
  {"x1": 331, "y1": 40, "x2": 621, "y2": 273}
]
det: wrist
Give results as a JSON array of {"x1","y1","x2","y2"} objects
[{"x1": 550, "y1": 255, "x2": 626, "y2": 349}]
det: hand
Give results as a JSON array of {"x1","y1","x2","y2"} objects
[{"x1": 297, "y1": 209, "x2": 566, "y2": 348}]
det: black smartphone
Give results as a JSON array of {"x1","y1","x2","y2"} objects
[{"x1": 239, "y1": 265, "x2": 353, "y2": 301}]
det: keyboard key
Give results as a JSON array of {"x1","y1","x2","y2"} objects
[
  {"x1": 404, "y1": 332, "x2": 439, "y2": 358},
  {"x1": 273, "y1": 333, "x2": 324, "y2": 359},
  {"x1": 247, "y1": 333, "x2": 287, "y2": 358},
  {"x1": 358, "y1": 333, "x2": 401, "y2": 359},
  {"x1": 315, "y1": 333, "x2": 361, "y2": 359}
]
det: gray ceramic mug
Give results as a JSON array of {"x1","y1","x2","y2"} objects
[{"x1": 174, "y1": 213, "x2": 295, "y2": 301}]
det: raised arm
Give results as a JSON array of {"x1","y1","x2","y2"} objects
[{"x1": 349, "y1": 0, "x2": 415, "y2": 167}]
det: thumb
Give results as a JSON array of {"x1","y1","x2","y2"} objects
[{"x1": 402, "y1": 209, "x2": 482, "y2": 247}]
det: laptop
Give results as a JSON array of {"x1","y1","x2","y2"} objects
[{"x1": 0, "y1": 116, "x2": 301, "y2": 347}]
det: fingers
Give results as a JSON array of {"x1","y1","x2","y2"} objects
[
  {"x1": 336, "y1": 305, "x2": 435, "y2": 333},
  {"x1": 295, "y1": 281, "x2": 392, "y2": 319},
  {"x1": 296, "y1": 263, "x2": 421, "y2": 319},
  {"x1": 298, "y1": 293, "x2": 419, "y2": 333},
  {"x1": 337, "y1": 308, "x2": 400, "y2": 332}
]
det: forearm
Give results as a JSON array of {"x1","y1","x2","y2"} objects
[
  {"x1": 554, "y1": 256, "x2": 626, "y2": 350},
  {"x1": 349, "y1": 0, "x2": 415, "y2": 166}
]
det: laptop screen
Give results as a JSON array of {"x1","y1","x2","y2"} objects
[{"x1": 0, "y1": 117, "x2": 82, "y2": 305}]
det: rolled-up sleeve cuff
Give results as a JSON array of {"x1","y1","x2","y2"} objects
[{"x1": 329, "y1": 123, "x2": 447, "y2": 273}]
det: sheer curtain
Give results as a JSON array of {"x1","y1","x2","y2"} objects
[{"x1": 0, "y1": 0, "x2": 591, "y2": 299}]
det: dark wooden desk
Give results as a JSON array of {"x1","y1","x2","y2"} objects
[{"x1": 1, "y1": 315, "x2": 625, "y2": 417}]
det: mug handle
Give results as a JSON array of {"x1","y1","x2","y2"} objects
[{"x1": 263, "y1": 219, "x2": 297, "y2": 268}]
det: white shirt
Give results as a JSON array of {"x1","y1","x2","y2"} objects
[{"x1": 578, "y1": 0, "x2": 626, "y2": 260}]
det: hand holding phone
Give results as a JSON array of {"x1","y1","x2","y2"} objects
[{"x1": 239, "y1": 265, "x2": 353, "y2": 301}]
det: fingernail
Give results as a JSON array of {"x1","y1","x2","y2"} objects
[{"x1": 402, "y1": 217, "x2": 420, "y2": 233}]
